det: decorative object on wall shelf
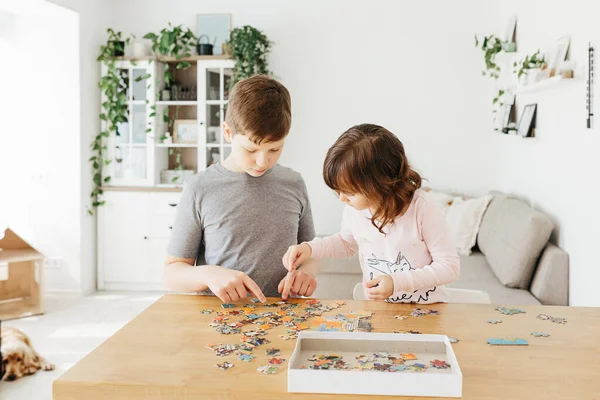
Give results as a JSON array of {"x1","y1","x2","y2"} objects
[
  {"x1": 513, "y1": 50, "x2": 545, "y2": 84},
  {"x1": 517, "y1": 104, "x2": 537, "y2": 137},
  {"x1": 547, "y1": 36, "x2": 571, "y2": 79},
  {"x1": 196, "y1": 34, "x2": 214, "y2": 55},
  {"x1": 173, "y1": 120, "x2": 199, "y2": 144},
  {"x1": 504, "y1": 15, "x2": 517, "y2": 52},
  {"x1": 516, "y1": 75, "x2": 575, "y2": 94},
  {"x1": 228, "y1": 25, "x2": 272, "y2": 86},
  {"x1": 587, "y1": 42, "x2": 594, "y2": 129},
  {"x1": 196, "y1": 14, "x2": 231, "y2": 56},
  {"x1": 501, "y1": 92, "x2": 516, "y2": 132}
]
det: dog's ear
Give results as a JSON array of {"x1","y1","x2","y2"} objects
[{"x1": 23, "y1": 345, "x2": 40, "y2": 370}]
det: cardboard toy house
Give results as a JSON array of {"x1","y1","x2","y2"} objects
[{"x1": 0, "y1": 228, "x2": 45, "y2": 320}]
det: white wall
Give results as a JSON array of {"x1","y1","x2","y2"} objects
[
  {"x1": 110, "y1": 0, "x2": 498, "y2": 231},
  {"x1": 483, "y1": 0, "x2": 600, "y2": 306},
  {"x1": 0, "y1": 0, "x2": 81, "y2": 291},
  {"x1": 45, "y1": 0, "x2": 113, "y2": 293}
]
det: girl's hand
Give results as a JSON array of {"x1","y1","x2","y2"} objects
[
  {"x1": 277, "y1": 269, "x2": 317, "y2": 299},
  {"x1": 282, "y1": 243, "x2": 312, "y2": 271},
  {"x1": 363, "y1": 275, "x2": 394, "y2": 300}
]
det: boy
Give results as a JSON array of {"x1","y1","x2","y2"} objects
[{"x1": 164, "y1": 75, "x2": 318, "y2": 303}]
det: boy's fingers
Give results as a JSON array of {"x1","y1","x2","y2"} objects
[
  {"x1": 243, "y1": 276, "x2": 266, "y2": 303},
  {"x1": 277, "y1": 278, "x2": 284, "y2": 293}
]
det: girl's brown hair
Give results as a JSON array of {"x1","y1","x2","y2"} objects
[{"x1": 323, "y1": 123, "x2": 422, "y2": 234}]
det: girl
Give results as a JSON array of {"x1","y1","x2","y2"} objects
[{"x1": 283, "y1": 124, "x2": 459, "y2": 303}]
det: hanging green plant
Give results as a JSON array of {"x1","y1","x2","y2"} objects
[
  {"x1": 474, "y1": 34, "x2": 507, "y2": 79},
  {"x1": 90, "y1": 29, "x2": 132, "y2": 214},
  {"x1": 227, "y1": 25, "x2": 272, "y2": 86}
]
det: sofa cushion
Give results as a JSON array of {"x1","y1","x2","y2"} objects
[
  {"x1": 445, "y1": 195, "x2": 493, "y2": 256},
  {"x1": 447, "y1": 252, "x2": 541, "y2": 305},
  {"x1": 530, "y1": 244, "x2": 569, "y2": 305},
  {"x1": 477, "y1": 193, "x2": 554, "y2": 289}
]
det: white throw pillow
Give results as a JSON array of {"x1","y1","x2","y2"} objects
[
  {"x1": 445, "y1": 195, "x2": 493, "y2": 256},
  {"x1": 424, "y1": 189, "x2": 455, "y2": 215}
]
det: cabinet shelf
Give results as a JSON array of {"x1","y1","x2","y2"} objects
[
  {"x1": 156, "y1": 143, "x2": 198, "y2": 148},
  {"x1": 155, "y1": 101, "x2": 198, "y2": 106}
]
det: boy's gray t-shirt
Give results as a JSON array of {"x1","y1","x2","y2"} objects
[{"x1": 167, "y1": 163, "x2": 316, "y2": 297}]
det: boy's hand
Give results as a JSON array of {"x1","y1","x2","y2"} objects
[
  {"x1": 205, "y1": 266, "x2": 267, "y2": 303},
  {"x1": 363, "y1": 275, "x2": 394, "y2": 301},
  {"x1": 278, "y1": 269, "x2": 317, "y2": 299},
  {"x1": 282, "y1": 243, "x2": 312, "y2": 271}
]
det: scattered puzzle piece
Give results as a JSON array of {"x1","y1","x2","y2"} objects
[
  {"x1": 537, "y1": 314, "x2": 567, "y2": 324},
  {"x1": 238, "y1": 353, "x2": 255, "y2": 362},
  {"x1": 531, "y1": 331, "x2": 550, "y2": 337},
  {"x1": 448, "y1": 337, "x2": 459, "y2": 343},
  {"x1": 201, "y1": 309, "x2": 214, "y2": 314},
  {"x1": 487, "y1": 319, "x2": 503, "y2": 324},
  {"x1": 216, "y1": 361, "x2": 234, "y2": 370},
  {"x1": 410, "y1": 308, "x2": 440, "y2": 317},
  {"x1": 268, "y1": 357, "x2": 285, "y2": 365},
  {"x1": 394, "y1": 315, "x2": 408, "y2": 320},
  {"x1": 257, "y1": 364, "x2": 278, "y2": 374},
  {"x1": 265, "y1": 348, "x2": 281, "y2": 356},
  {"x1": 221, "y1": 303, "x2": 235, "y2": 309},
  {"x1": 486, "y1": 338, "x2": 528, "y2": 345},
  {"x1": 495, "y1": 306, "x2": 526, "y2": 315}
]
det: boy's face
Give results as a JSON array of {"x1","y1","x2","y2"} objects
[{"x1": 223, "y1": 122, "x2": 285, "y2": 177}]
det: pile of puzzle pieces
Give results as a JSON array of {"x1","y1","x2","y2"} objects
[
  {"x1": 204, "y1": 299, "x2": 348, "y2": 373},
  {"x1": 303, "y1": 352, "x2": 451, "y2": 372}
]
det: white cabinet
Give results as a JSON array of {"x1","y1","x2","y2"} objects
[
  {"x1": 99, "y1": 56, "x2": 234, "y2": 189},
  {"x1": 98, "y1": 190, "x2": 181, "y2": 290}
]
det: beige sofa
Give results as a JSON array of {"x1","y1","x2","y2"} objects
[{"x1": 313, "y1": 192, "x2": 569, "y2": 306}]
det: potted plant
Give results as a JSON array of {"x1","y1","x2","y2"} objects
[
  {"x1": 513, "y1": 50, "x2": 545, "y2": 85},
  {"x1": 226, "y1": 25, "x2": 272, "y2": 86},
  {"x1": 143, "y1": 23, "x2": 197, "y2": 86}
]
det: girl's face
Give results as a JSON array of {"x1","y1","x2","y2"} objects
[{"x1": 337, "y1": 191, "x2": 372, "y2": 211}]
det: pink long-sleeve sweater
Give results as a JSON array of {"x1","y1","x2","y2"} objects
[{"x1": 308, "y1": 189, "x2": 460, "y2": 304}]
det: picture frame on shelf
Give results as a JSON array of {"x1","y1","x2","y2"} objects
[
  {"x1": 504, "y1": 15, "x2": 517, "y2": 45},
  {"x1": 547, "y1": 36, "x2": 571, "y2": 77},
  {"x1": 517, "y1": 104, "x2": 537, "y2": 137},
  {"x1": 502, "y1": 91, "x2": 515, "y2": 130},
  {"x1": 196, "y1": 14, "x2": 231, "y2": 56},
  {"x1": 173, "y1": 119, "x2": 199, "y2": 144}
]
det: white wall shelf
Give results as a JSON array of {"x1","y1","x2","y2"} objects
[{"x1": 517, "y1": 76, "x2": 577, "y2": 94}]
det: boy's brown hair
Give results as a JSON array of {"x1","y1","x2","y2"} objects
[
  {"x1": 323, "y1": 123, "x2": 422, "y2": 234},
  {"x1": 225, "y1": 75, "x2": 291, "y2": 143}
]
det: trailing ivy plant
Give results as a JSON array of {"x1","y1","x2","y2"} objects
[
  {"x1": 228, "y1": 25, "x2": 272, "y2": 86},
  {"x1": 513, "y1": 50, "x2": 545, "y2": 79},
  {"x1": 474, "y1": 34, "x2": 507, "y2": 79},
  {"x1": 91, "y1": 29, "x2": 132, "y2": 214}
]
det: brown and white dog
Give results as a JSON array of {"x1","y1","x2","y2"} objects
[{"x1": 1, "y1": 326, "x2": 54, "y2": 381}]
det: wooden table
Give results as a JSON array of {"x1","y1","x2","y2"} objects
[{"x1": 53, "y1": 295, "x2": 600, "y2": 399}]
